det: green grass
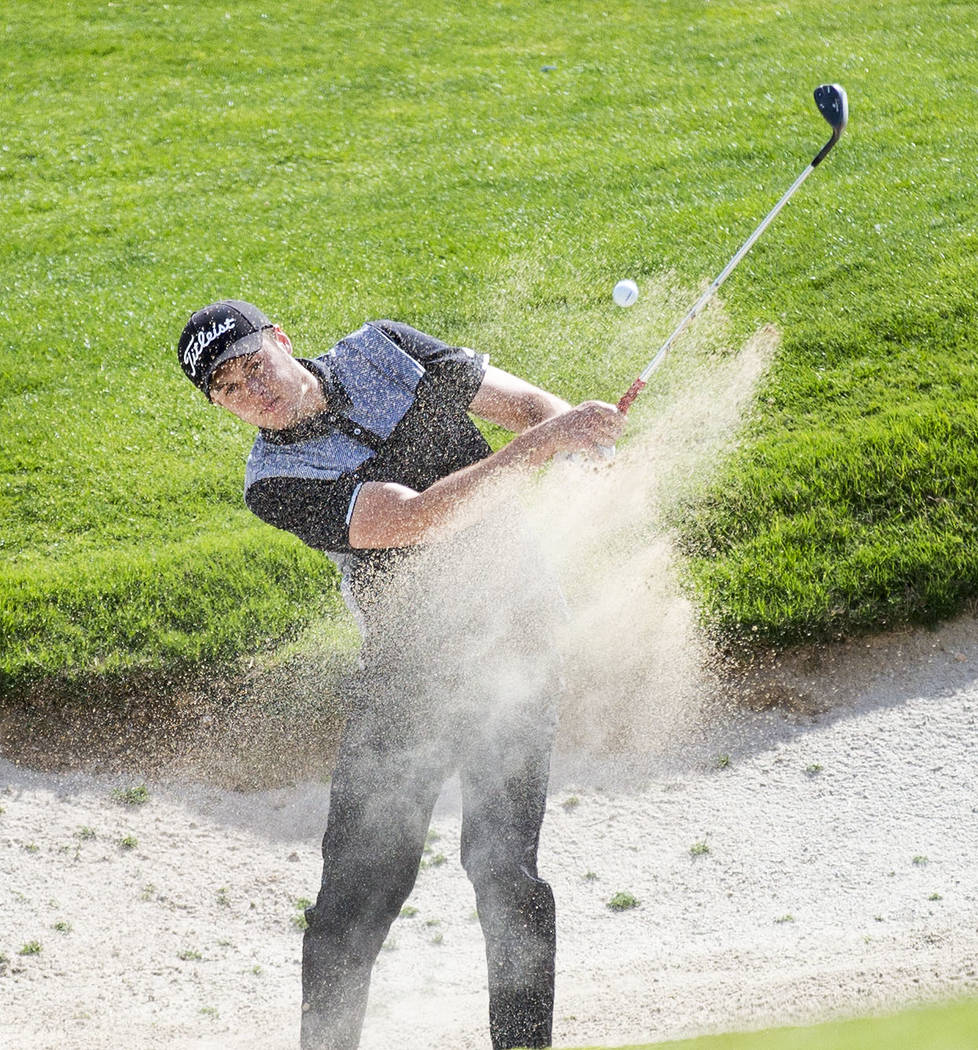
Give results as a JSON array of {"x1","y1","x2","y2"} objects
[
  {"x1": 571, "y1": 996, "x2": 978, "y2": 1050},
  {"x1": 2, "y1": 0, "x2": 978, "y2": 687}
]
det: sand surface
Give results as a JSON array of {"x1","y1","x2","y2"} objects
[{"x1": 3, "y1": 613, "x2": 978, "y2": 1050}]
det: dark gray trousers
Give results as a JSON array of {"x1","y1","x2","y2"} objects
[{"x1": 300, "y1": 669, "x2": 557, "y2": 1050}]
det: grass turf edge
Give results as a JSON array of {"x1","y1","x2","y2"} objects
[
  {"x1": 568, "y1": 995, "x2": 978, "y2": 1050},
  {"x1": 0, "y1": 526, "x2": 341, "y2": 694}
]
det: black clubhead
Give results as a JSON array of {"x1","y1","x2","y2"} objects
[
  {"x1": 814, "y1": 84, "x2": 849, "y2": 133},
  {"x1": 810, "y1": 84, "x2": 848, "y2": 166}
]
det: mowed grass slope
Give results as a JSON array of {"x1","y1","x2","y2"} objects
[
  {"x1": 2, "y1": 0, "x2": 977, "y2": 687},
  {"x1": 573, "y1": 995, "x2": 978, "y2": 1050}
]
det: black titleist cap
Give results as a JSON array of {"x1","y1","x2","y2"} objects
[{"x1": 177, "y1": 300, "x2": 272, "y2": 399}]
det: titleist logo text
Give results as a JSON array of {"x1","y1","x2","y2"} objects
[{"x1": 182, "y1": 317, "x2": 237, "y2": 377}]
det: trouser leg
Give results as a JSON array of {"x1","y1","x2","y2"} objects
[
  {"x1": 459, "y1": 703, "x2": 557, "y2": 1050},
  {"x1": 300, "y1": 690, "x2": 446, "y2": 1050}
]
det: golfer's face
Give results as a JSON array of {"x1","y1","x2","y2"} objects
[{"x1": 209, "y1": 335, "x2": 313, "y2": 430}]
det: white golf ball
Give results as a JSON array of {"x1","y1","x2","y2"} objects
[{"x1": 612, "y1": 279, "x2": 639, "y2": 308}]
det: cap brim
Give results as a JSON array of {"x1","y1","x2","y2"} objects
[{"x1": 203, "y1": 330, "x2": 265, "y2": 398}]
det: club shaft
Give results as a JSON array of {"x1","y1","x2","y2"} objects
[
  {"x1": 639, "y1": 164, "x2": 815, "y2": 384},
  {"x1": 617, "y1": 130, "x2": 839, "y2": 415}
]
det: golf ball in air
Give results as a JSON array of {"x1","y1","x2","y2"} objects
[{"x1": 613, "y1": 279, "x2": 639, "y2": 307}]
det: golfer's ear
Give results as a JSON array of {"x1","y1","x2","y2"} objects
[{"x1": 272, "y1": 325, "x2": 294, "y2": 355}]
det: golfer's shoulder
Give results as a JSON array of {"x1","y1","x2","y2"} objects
[{"x1": 363, "y1": 319, "x2": 452, "y2": 362}]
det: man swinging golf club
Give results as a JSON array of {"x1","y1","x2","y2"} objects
[{"x1": 177, "y1": 300, "x2": 624, "y2": 1050}]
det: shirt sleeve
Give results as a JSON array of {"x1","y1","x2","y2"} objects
[
  {"x1": 368, "y1": 320, "x2": 488, "y2": 406},
  {"x1": 245, "y1": 474, "x2": 362, "y2": 553}
]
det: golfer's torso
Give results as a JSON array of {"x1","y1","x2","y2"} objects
[
  {"x1": 244, "y1": 323, "x2": 492, "y2": 621},
  {"x1": 243, "y1": 322, "x2": 562, "y2": 668}
]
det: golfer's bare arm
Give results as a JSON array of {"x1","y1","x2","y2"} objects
[
  {"x1": 347, "y1": 366, "x2": 623, "y2": 550},
  {"x1": 467, "y1": 365, "x2": 570, "y2": 432}
]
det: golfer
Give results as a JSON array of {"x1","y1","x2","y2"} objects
[{"x1": 177, "y1": 299, "x2": 624, "y2": 1050}]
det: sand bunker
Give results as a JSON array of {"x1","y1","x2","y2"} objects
[{"x1": 3, "y1": 612, "x2": 978, "y2": 1050}]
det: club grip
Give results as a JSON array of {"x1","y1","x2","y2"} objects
[{"x1": 617, "y1": 378, "x2": 646, "y2": 415}]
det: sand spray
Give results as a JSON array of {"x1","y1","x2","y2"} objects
[
  {"x1": 394, "y1": 273, "x2": 780, "y2": 780},
  {"x1": 536, "y1": 307, "x2": 779, "y2": 769}
]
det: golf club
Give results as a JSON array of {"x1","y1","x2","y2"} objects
[{"x1": 617, "y1": 83, "x2": 849, "y2": 415}]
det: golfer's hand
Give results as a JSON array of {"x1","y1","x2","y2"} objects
[{"x1": 543, "y1": 401, "x2": 625, "y2": 458}]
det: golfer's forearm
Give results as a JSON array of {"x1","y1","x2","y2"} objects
[
  {"x1": 348, "y1": 425, "x2": 556, "y2": 549},
  {"x1": 469, "y1": 366, "x2": 570, "y2": 433},
  {"x1": 502, "y1": 390, "x2": 571, "y2": 432},
  {"x1": 419, "y1": 424, "x2": 556, "y2": 521}
]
